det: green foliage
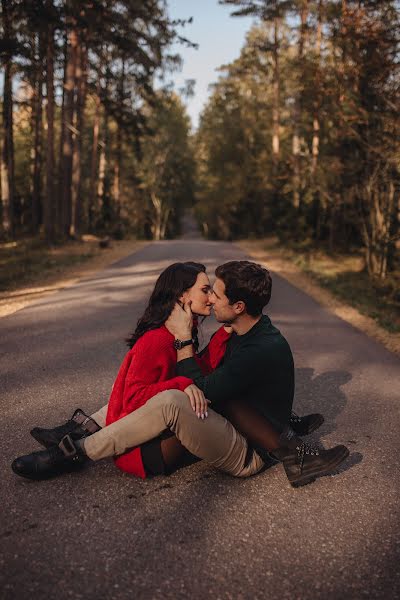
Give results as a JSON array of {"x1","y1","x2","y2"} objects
[
  {"x1": 196, "y1": 2, "x2": 400, "y2": 279},
  {"x1": 138, "y1": 91, "x2": 195, "y2": 239},
  {"x1": 0, "y1": 0, "x2": 196, "y2": 242}
]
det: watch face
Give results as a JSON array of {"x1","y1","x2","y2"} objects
[{"x1": 173, "y1": 339, "x2": 192, "y2": 350}]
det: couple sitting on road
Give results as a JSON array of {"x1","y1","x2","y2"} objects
[{"x1": 12, "y1": 260, "x2": 349, "y2": 487}]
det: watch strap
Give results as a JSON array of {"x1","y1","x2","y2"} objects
[{"x1": 173, "y1": 338, "x2": 193, "y2": 350}]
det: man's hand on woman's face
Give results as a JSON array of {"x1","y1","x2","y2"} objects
[
  {"x1": 165, "y1": 301, "x2": 193, "y2": 339},
  {"x1": 184, "y1": 384, "x2": 210, "y2": 419}
]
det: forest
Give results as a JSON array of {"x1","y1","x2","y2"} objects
[
  {"x1": 0, "y1": 0, "x2": 195, "y2": 243},
  {"x1": 0, "y1": 1, "x2": 399, "y2": 287}
]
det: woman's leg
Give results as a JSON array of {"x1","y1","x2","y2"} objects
[
  {"x1": 90, "y1": 405, "x2": 108, "y2": 428},
  {"x1": 160, "y1": 436, "x2": 199, "y2": 474},
  {"x1": 83, "y1": 390, "x2": 264, "y2": 477},
  {"x1": 222, "y1": 399, "x2": 281, "y2": 452}
]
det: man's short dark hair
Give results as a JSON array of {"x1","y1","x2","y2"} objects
[{"x1": 215, "y1": 261, "x2": 272, "y2": 317}]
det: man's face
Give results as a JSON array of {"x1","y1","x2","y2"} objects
[{"x1": 210, "y1": 278, "x2": 239, "y2": 323}]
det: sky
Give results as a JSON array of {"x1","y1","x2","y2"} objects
[{"x1": 166, "y1": 1, "x2": 254, "y2": 129}]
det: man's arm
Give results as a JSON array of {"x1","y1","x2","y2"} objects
[
  {"x1": 176, "y1": 343, "x2": 265, "y2": 409},
  {"x1": 166, "y1": 301, "x2": 261, "y2": 408}
]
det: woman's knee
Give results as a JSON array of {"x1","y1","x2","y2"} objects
[{"x1": 155, "y1": 389, "x2": 188, "y2": 409}]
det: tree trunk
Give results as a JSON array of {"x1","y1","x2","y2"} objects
[
  {"x1": 311, "y1": 0, "x2": 323, "y2": 176},
  {"x1": 292, "y1": 0, "x2": 309, "y2": 210},
  {"x1": 272, "y1": 17, "x2": 280, "y2": 161},
  {"x1": 98, "y1": 68, "x2": 111, "y2": 228},
  {"x1": 97, "y1": 140, "x2": 106, "y2": 220},
  {"x1": 89, "y1": 80, "x2": 101, "y2": 231},
  {"x1": 160, "y1": 206, "x2": 171, "y2": 240},
  {"x1": 59, "y1": 9, "x2": 78, "y2": 238},
  {"x1": 1, "y1": 0, "x2": 15, "y2": 239},
  {"x1": 150, "y1": 192, "x2": 163, "y2": 240},
  {"x1": 44, "y1": 11, "x2": 56, "y2": 244},
  {"x1": 112, "y1": 59, "x2": 125, "y2": 222},
  {"x1": 70, "y1": 42, "x2": 88, "y2": 237},
  {"x1": 98, "y1": 107, "x2": 110, "y2": 226},
  {"x1": 31, "y1": 33, "x2": 44, "y2": 234},
  {"x1": 56, "y1": 32, "x2": 68, "y2": 236}
]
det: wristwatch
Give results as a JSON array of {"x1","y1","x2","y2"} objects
[{"x1": 173, "y1": 338, "x2": 193, "y2": 350}]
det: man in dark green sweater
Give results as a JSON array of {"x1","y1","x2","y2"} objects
[
  {"x1": 168, "y1": 260, "x2": 348, "y2": 485},
  {"x1": 12, "y1": 261, "x2": 349, "y2": 487}
]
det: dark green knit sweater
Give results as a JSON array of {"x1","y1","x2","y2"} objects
[{"x1": 176, "y1": 315, "x2": 294, "y2": 433}]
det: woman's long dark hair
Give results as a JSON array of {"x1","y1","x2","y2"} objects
[{"x1": 126, "y1": 262, "x2": 206, "y2": 349}]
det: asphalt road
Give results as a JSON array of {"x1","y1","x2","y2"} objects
[{"x1": 1, "y1": 239, "x2": 399, "y2": 600}]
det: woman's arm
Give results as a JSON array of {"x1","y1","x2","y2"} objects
[
  {"x1": 106, "y1": 331, "x2": 193, "y2": 424},
  {"x1": 195, "y1": 326, "x2": 231, "y2": 374},
  {"x1": 123, "y1": 334, "x2": 192, "y2": 411}
]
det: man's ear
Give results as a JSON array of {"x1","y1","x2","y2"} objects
[{"x1": 234, "y1": 301, "x2": 246, "y2": 315}]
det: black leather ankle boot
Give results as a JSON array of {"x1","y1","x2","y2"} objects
[
  {"x1": 30, "y1": 409, "x2": 101, "y2": 448},
  {"x1": 12, "y1": 435, "x2": 88, "y2": 480}
]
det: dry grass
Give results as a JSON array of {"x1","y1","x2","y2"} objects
[{"x1": 0, "y1": 236, "x2": 147, "y2": 318}]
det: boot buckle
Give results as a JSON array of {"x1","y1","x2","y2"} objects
[{"x1": 59, "y1": 434, "x2": 77, "y2": 457}]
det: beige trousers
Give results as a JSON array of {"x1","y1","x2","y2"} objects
[
  {"x1": 90, "y1": 405, "x2": 108, "y2": 428},
  {"x1": 85, "y1": 390, "x2": 265, "y2": 478}
]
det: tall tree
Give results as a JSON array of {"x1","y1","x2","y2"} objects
[
  {"x1": 58, "y1": 0, "x2": 79, "y2": 237},
  {"x1": 30, "y1": 31, "x2": 44, "y2": 233},
  {"x1": 44, "y1": 0, "x2": 56, "y2": 243},
  {"x1": 0, "y1": 0, "x2": 16, "y2": 238}
]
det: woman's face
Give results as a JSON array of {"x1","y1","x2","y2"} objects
[{"x1": 181, "y1": 272, "x2": 212, "y2": 316}]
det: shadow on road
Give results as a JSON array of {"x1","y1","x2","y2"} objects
[
  {"x1": 294, "y1": 367, "x2": 364, "y2": 473},
  {"x1": 294, "y1": 367, "x2": 351, "y2": 433}
]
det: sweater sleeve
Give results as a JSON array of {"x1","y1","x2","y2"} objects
[
  {"x1": 195, "y1": 326, "x2": 230, "y2": 374},
  {"x1": 177, "y1": 342, "x2": 266, "y2": 409},
  {"x1": 121, "y1": 333, "x2": 192, "y2": 414}
]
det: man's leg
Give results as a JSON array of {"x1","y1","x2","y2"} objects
[{"x1": 83, "y1": 393, "x2": 348, "y2": 487}]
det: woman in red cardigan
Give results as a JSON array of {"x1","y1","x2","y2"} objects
[
  {"x1": 104, "y1": 261, "x2": 231, "y2": 478},
  {"x1": 31, "y1": 261, "x2": 231, "y2": 479}
]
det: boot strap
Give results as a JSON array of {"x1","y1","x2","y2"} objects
[{"x1": 72, "y1": 412, "x2": 100, "y2": 434}]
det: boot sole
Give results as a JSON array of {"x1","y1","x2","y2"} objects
[
  {"x1": 290, "y1": 446, "x2": 350, "y2": 488},
  {"x1": 11, "y1": 462, "x2": 57, "y2": 480},
  {"x1": 11, "y1": 459, "x2": 86, "y2": 481}
]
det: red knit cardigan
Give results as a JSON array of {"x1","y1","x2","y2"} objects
[{"x1": 105, "y1": 325, "x2": 230, "y2": 478}]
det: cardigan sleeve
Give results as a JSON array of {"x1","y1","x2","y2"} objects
[
  {"x1": 121, "y1": 333, "x2": 193, "y2": 414},
  {"x1": 195, "y1": 326, "x2": 230, "y2": 374}
]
